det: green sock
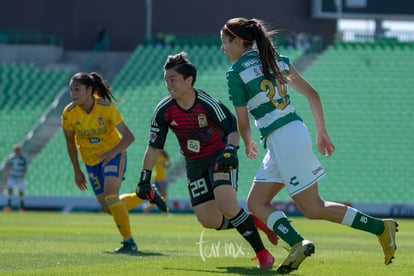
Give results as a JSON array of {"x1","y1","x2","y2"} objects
[
  {"x1": 341, "y1": 207, "x2": 385, "y2": 235},
  {"x1": 267, "y1": 211, "x2": 304, "y2": 247}
]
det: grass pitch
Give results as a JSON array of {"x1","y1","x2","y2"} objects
[{"x1": 0, "y1": 211, "x2": 413, "y2": 275}]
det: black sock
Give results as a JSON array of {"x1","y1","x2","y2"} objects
[{"x1": 230, "y1": 208, "x2": 265, "y2": 253}]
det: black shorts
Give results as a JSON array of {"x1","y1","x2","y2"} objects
[{"x1": 186, "y1": 150, "x2": 238, "y2": 207}]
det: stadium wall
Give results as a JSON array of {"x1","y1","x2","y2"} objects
[{"x1": 0, "y1": 0, "x2": 336, "y2": 51}]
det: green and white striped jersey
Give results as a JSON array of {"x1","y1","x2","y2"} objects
[{"x1": 226, "y1": 50, "x2": 302, "y2": 139}]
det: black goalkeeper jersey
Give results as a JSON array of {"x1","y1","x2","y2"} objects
[{"x1": 148, "y1": 89, "x2": 238, "y2": 159}]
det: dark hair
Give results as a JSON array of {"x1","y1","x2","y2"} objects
[
  {"x1": 70, "y1": 72, "x2": 116, "y2": 102},
  {"x1": 164, "y1": 51, "x2": 197, "y2": 85},
  {"x1": 222, "y1": 18, "x2": 285, "y2": 81}
]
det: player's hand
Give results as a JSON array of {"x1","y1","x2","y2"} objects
[
  {"x1": 246, "y1": 141, "x2": 258, "y2": 159},
  {"x1": 136, "y1": 170, "x2": 154, "y2": 200},
  {"x1": 317, "y1": 131, "x2": 335, "y2": 157},
  {"x1": 74, "y1": 171, "x2": 87, "y2": 191},
  {"x1": 215, "y1": 145, "x2": 239, "y2": 172}
]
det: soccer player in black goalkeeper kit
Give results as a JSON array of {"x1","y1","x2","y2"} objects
[{"x1": 135, "y1": 52, "x2": 278, "y2": 269}]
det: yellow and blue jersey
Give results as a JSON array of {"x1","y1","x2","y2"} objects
[{"x1": 62, "y1": 96, "x2": 124, "y2": 166}]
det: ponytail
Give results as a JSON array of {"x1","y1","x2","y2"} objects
[
  {"x1": 222, "y1": 18, "x2": 285, "y2": 82},
  {"x1": 90, "y1": 72, "x2": 116, "y2": 102},
  {"x1": 253, "y1": 22, "x2": 285, "y2": 82},
  {"x1": 69, "y1": 72, "x2": 118, "y2": 103}
]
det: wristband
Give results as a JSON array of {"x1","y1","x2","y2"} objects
[
  {"x1": 225, "y1": 144, "x2": 239, "y2": 151},
  {"x1": 140, "y1": 169, "x2": 152, "y2": 182}
]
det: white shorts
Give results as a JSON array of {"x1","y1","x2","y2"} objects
[
  {"x1": 7, "y1": 176, "x2": 26, "y2": 191},
  {"x1": 254, "y1": 120, "x2": 325, "y2": 196}
]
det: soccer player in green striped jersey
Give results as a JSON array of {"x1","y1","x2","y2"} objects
[{"x1": 220, "y1": 17, "x2": 398, "y2": 274}]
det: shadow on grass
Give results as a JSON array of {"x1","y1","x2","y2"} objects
[
  {"x1": 217, "y1": 266, "x2": 280, "y2": 275},
  {"x1": 162, "y1": 266, "x2": 280, "y2": 275},
  {"x1": 104, "y1": 250, "x2": 166, "y2": 257}
]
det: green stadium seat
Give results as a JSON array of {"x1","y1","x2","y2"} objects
[
  {"x1": 298, "y1": 42, "x2": 414, "y2": 204},
  {"x1": 0, "y1": 62, "x2": 71, "y2": 160}
]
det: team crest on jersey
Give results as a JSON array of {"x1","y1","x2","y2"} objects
[
  {"x1": 98, "y1": 115, "x2": 104, "y2": 126},
  {"x1": 198, "y1": 113, "x2": 207, "y2": 128}
]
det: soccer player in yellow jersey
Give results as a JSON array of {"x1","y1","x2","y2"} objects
[
  {"x1": 62, "y1": 72, "x2": 166, "y2": 253},
  {"x1": 153, "y1": 150, "x2": 170, "y2": 200}
]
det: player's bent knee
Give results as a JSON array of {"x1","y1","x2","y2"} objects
[
  {"x1": 301, "y1": 208, "x2": 323, "y2": 219},
  {"x1": 216, "y1": 201, "x2": 239, "y2": 216},
  {"x1": 197, "y1": 216, "x2": 221, "y2": 229},
  {"x1": 247, "y1": 198, "x2": 263, "y2": 214}
]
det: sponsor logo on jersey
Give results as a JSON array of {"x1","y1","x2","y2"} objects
[
  {"x1": 150, "y1": 132, "x2": 157, "y2": 143},
  {"x1": 241, "y1": 58, "x2": 260, "y2": 68},
  {"x1": 89, "y1": 137, "x2": 101, "y2": 144},
  {"x1": 198, "y1": 113, "x2": 207, "y2": 128},
  {"x1": 187, "y1": 139, "x2": 200, "y2": 153},
  {"x1": 213, "y1": 172, "x2": 230, "y2": 181},
  {"x1": 289, "y1": 176, "x2": 299, "y2": 186},
  {"x1": 77, "y1": 127, "x2": 107, "y2": 137},
  {"x1": 312, "y1": 166, "x2": 324, "y2": 175},
  {"x1": 104, "y1": 165, "x2": 118, "y2": 173}
]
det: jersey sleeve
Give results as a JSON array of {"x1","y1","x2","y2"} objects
[
  {"x1": 61, "y1": 103, "x2": 74, "y2": 131},
  {"x1": 277, "y1": 55, "x2": 291, "y2": 75},
  {"x1": 148, "y1": 106, "x2": 169, "y2": 149},
  {"x1": 109, "y1": 103, "x2": 124, "y2": 126},
  {"x1": 226, "y1": 70, "x2": 248, "y2": 107},
  {"x1": 200, "y1": 90, "x2": 238, "y2": 136},
  {"x1": 217, "y1": 101, "x2": 238, "y2": 135}
]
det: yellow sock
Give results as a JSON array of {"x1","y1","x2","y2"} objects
[
  {"x1": 105, "y1": 194, "x2": 131, "y2": 240},
  {"x1": 120, "y1": 193, "x2": 145, "y2": 211}
]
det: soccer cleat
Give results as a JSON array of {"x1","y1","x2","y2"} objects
[
  {"x1": 150, "y1": 184, "x2": 169, "y2": 212},
  {"x1": 115, "y1": 239, "x2": 138, "y2": 253},
  {"x1": 251, "y1": 248, "x2": 274, "y2": 269},
  {"x1": 377, "y1": 219, "x2": 398, "y2": 265},
  {"x1": 250, "y1": 212, "x2": 279, "y2": 245},
  {"x1": 277, "y1": 240, "x2": 315, "y2": 274}
]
